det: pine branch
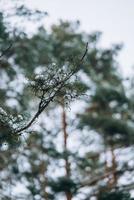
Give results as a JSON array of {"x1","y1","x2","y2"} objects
[{"x1": 15, "y1": 44, "x2": 88, "y2": 135}]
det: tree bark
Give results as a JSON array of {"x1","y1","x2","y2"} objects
[
  {"x1": 39, "y1": 161, "x2": 48, "y2": 200},
  {"x1": 61, "y1": 102, "x2": 72, "y2": 200},
  {"x1": 110, "y1": 144, "x2": 117, "y2": 185}
]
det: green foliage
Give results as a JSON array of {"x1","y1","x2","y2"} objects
[
  {"x1": 0, "y1": 1, "x2": 134, "y2": 200},
  {"x1": 50, "y1": 177, "x2": 77, "y2": 194},
  {"x1": 99, "y1": 190, "x2": 133, "y2": 200}
]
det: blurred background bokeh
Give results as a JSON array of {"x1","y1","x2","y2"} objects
[{"x1": 0, "y1": 0, "x2": 134, "y2": 200}]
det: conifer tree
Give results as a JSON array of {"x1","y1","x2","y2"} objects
[{"x1": 0, "y1": 1, "x2": 134, "y2": 200}]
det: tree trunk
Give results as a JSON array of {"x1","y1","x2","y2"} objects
[
  {"x1": 65, "y1": 192, "x2": 72, "y2": 200},
  {"x1": 107, "y1": 144, "x2": 117, "y2": 187},
  {"x1": 110, "y1": 144, "x2": 117, "y2": 185},
  {"x1": 39, "y1": 161, "x2": 48, "y2": 200},
  {"x1": 61, "y1": 102, "x2": 72, "y2": 200},
  {"x1": 104, "y1": 140, "x2": 111, "y2": 187}
]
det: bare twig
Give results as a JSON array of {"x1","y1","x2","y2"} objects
[
  {"x1": 0, "y1": 43, "x2": 12, "y2": 59},
  {"x1": 80, "y1": 42, "x2": 88, "y2": 62},
  {"x1": 78, "y1": 166, "x2": 134, "y2": 189}
]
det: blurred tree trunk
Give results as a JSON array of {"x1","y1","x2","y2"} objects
[
  {"x1": 110, "y1": 144, "x2": 117, "y2": 186},
  {"x1": 39, "y1": 161, "x2": 48, "y2": 200},
  {"x1": 61, "y1": 101, "x2": 72, "y2": 200},
  {"x1": 105, "y1": 143, "x2": 117, "y2": 188}
]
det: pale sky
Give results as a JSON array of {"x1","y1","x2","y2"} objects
[{"x1": 25, "y1": 0, "x2": 134, "y2": 76}]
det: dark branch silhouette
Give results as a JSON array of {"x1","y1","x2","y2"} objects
[
  {"x1": 15, "y1": 44, "x2": 88, "y2": 135},
  {"x1": 0, "y1": 43, "x2": 12, "y2": 59}
]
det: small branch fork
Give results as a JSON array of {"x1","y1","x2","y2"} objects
[
  {"x1": 0, "y1": 43, "x2": 12, "y2": 59},
  {"x1": 15, "y1": 43, "x2": 88, "y2": 135}
]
